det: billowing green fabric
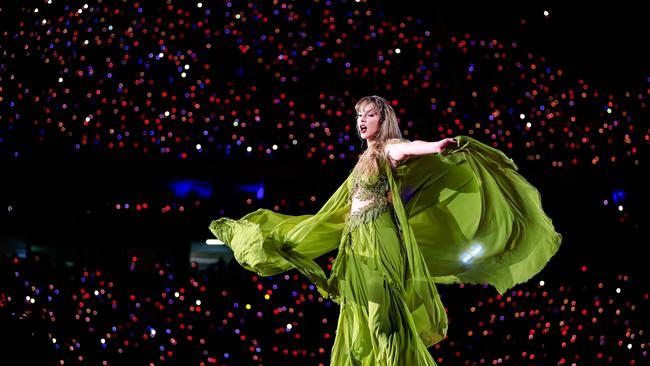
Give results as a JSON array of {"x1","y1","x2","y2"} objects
[
  {"x1": 398, "y1": 137, "x2": 562, "y2": 294},
  {"x1": 209, "y1": 135, "x2": 562, "y2": 364},
  {"x1": 209, "y1": 175, "x2": 350, "y2": 297}
]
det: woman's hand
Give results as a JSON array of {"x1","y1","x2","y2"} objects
[{"x1": 433, "y1": 137, "x2": 457, "y2": 153}]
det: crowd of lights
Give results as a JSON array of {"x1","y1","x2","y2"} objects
[
  {"x1": 1, "y1": 255, "x2": 649, "y2": 365},
  {"x1": 2, "y1": 4, "x2": 648, "y2": 364},
  {"x1": 0, "y1": 1, "x2": 647, "y2": 166}
]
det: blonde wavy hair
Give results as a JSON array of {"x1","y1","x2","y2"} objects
[{"x1": 353, "y1": 95, "x2": 403, "y2": 178}]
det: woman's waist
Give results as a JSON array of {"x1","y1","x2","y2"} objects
[
  {"x1": 350, "y1": 196, "x2": 391, "y2": 213},
  {"x1": 346, "y1": 198, "x2": 391, "y2": 230}
]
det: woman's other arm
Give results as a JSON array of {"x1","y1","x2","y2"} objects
[{"x1": 386, "y1": 138, "x2": 457, "y2": 162}]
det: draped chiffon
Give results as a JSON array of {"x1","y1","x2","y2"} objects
[{"x1": 209, "y1": 135, "x2": 562, "y2": 364}]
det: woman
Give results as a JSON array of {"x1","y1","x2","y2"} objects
[{"x1": 210, "y1": 95, "x2": 561, "y2": 365}]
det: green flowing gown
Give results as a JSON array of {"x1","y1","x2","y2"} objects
[{"x1": 209, "y1": 136, "x2": 562, "y2": 365}]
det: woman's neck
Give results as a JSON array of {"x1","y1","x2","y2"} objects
[{"x1": 366, "y1": 139, "x2": 381, "y2": 150}]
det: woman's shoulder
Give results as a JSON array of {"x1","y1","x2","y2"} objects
[
  {"x1": 386, "y1": 137, "x2": 410, "y2": 145},
  {"x1": 384, "y1": 138, "x2": 411, "y2": 168}
]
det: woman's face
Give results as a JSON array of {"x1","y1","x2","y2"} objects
[{"x1": 357, "y1": 103, "x2": 381, "y2": 141}]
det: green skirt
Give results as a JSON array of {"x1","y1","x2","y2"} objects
[{"x1": 329, "y1": 207, "x2": 441, "y2": 366}]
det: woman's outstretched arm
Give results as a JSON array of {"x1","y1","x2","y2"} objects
[{"x1": 386, "y1": 138, "x2": 457, "y2": 162}]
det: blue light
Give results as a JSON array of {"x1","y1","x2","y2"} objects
[
  {"x1": 166, "y1": 180, "x2": 213, "y2": 199},
  {"x1": 237, "y1": 183, "x2": 265, "y2": 199},
  {"x1": 612, "y1": 190, "x2": 626, "y2": 204},
  {"x1": 460, "y1": 243, "x2": 484, "y2": 264}
]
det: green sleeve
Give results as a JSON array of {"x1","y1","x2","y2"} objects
[
  {"x1": 209, "y1": 175, "x2": 351, "y2": 296},
  {"x1": 395, "y1": 135, "x2": 562, "y2": 294}
]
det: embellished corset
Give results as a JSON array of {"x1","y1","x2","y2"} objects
[{"x1": 346, "y1": 172, "x2": 390, "y2": 230}]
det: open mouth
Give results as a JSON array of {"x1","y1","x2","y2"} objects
[{"x1": 359, "y1": 125, "x2": 367, "y2": 133}]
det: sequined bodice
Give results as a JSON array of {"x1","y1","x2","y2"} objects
[{"x1": 347, "y1": 172, "x2": 390, "y2": 229}]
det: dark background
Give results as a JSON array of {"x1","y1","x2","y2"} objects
[{"x1": 1, "y1": 1, "x2": 648, "y2": 273}]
